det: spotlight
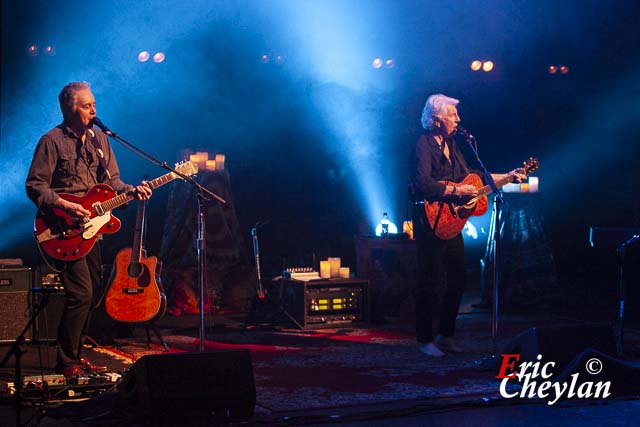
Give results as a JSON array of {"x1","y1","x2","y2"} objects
[
  {"x1": 153, "y1": 52, "x2": 165, "y2": 63},
  {"x1": 548, "y1": 65, "x2": 558, "y2": 74},
  {"x1": 43, "y1": 45, "x2": 56, "y2": 56},
  {"x1": 470, "y1": 60, "x2": 482, "y2": 71},
  {"x1": 371, "y1": 58, "x2": 383, "y2": 69},
  {"x1": 482, "y1": 61, "x2": 494, "y2": 72},
  {"x1": 559, "y1": 65, "x2": 570, "y2": 74},
  {"x1": 260, "y1": 54, "x2": 270, "y2": 64},
  {"x1": 137, "y1": 51, "x2": 150, "y2": 62},
  {"x1": 384, "y1": 58, "x2": 395, "y2": 68},
  {"x1": 27, "y1": 44, "x2": 39, "y2": 56},
  {"x1": 275, "y1": 54, "x2": 285, "y2": 65}
]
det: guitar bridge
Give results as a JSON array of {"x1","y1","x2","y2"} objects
[{"x1": 122, "y1": 288, "x2": 144, "y2": 294}]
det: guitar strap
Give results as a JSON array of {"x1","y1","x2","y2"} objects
[
  {"x1": 89, "y1": 130, "x2": 112, "y2": 180},
  {"x1": 433, "y1": 200, "x2": 445, "y2": 231}
]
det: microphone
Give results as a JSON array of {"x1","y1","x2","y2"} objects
[
  {"x1": 456, "y1": 125, "x2": 472, "y2": 139},
  {"x1": 91, "y1": 117, "x2": 115, "y2": 136}
]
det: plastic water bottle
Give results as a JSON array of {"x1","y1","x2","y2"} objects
[
  {"x1": 375, "y1": 212, "x2": 397, "y2": 236},
  {"x1": 381, "y1": 213, "x2": 390, "y2": 235}
]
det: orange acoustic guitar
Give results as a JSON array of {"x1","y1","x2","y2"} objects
[
  {"x1": 34, "y1": 161, "x2": 198, "y2": 261},
  {"x1": 424, "y1": 157, "x2": 539, "y2": 240},
  {"x1": 105, "y1": 197, "x2": 166, "y2": 323}
]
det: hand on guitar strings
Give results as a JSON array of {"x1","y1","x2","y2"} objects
[
  {"x1": 454, "y1": 184, "x2": 478, "y2": 198},
  {"x1": 132, "y1": 181, "x2": 152, "y2": 201},
  {"x1": 55, "y1": 198, "x2": 91, "y2": 220}
]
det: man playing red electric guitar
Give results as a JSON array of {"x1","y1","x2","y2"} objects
[{"x1": 25, "y1": 82, "x2": 152, "y2": 377}]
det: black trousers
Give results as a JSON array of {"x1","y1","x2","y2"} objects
[
  {"x1": 412, "y1": 204, "x2": 467, "y2": 343},
  {"x1": 57, "y1": 244, "x2": 101, "y2": 368}
]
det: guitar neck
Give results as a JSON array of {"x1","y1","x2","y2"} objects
[
  {"x1": 131, "y1": 200, "x2": 147, "y2": 264},
  {"x1": 477, "y1": 174, "x2": 515, "y2": 197},
  {"x1": 99, "y1": 172, "x2": 179, "y2": 213}
]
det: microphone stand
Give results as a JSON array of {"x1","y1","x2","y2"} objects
[
  {"x1": 615, "y1": 234, "x2": 640, "y2": 356},
  {"x1": 457, "y1": 127, "x2": 510, "y2": 360},
  {"x1": 93, "y1": 118, "x2": 225, "y2": 352}
]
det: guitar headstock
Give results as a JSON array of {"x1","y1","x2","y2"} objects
[
  {"x1": 522, "y1": 157, "x2": 539, "y2": 175},
  {"x1": 174, "y1": 160, "x2": 199, "y2": 178}
]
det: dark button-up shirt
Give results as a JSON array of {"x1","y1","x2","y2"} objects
[
  {"x1": 26, "y1": 123, "x2": 132, "y2": 209},
  {"x1": 409, "y1": 132, "x2": 476, "y2": 202}
]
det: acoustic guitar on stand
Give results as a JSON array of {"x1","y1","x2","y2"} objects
[
  {"x1": 105, "y1": 196, "x2": 166, "y2": 323},
  {"x1": 34, "y1": 161, "x2": 198, "y2": 261},
  {"x1": 424, "y1": 157, "x2": 539, "y2": 240}
]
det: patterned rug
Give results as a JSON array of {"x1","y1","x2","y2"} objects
[{"x1": 95, "y1": 313, "x2": 555, "y2": 415}]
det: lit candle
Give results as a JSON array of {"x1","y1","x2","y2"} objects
[
  {"x1": 320, "y1": 261, "x2": 331, "y2": 279},
  {"x1": 339, "y1": 267, "x2": 350, "y2": 279},
  {"x1": 520, "y1": 183, "x2": 530, "y2": 193},
  {"x1": 328, "y1": 257, "x2": 341, "y2": 278},
  {"x1": 529, "y1": 176, "x2": 539, "y2": 193},
  {"x1": 206, "y1": 160, "x2": 216, "y2": 170},
  {"x1": 215, "y1": 154, "x2": 225, "y2": 170},
  {"x1": 403, "y1": 221, "x2": 413, "y2": 239}
]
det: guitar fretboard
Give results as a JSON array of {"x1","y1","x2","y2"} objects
[
  {"x1": 99, "y1": 172, "x2": 177, "y2": 213},
  {"x1": 477, "y1": 174, "x2": 515, "y2": 197}
]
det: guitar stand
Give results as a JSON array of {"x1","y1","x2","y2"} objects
[
  {"x1": 144, "y1": 324, "x2": 169, "y2": 351},
  {"x1": 242, "y1": 223, "x2": 304, "y2": 331}
]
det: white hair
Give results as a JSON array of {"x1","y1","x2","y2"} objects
[{"x1": 420, "y1": 94, "x2": 459, "y2": 130}]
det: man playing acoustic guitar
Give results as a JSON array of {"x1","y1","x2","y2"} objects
[
  {"x1": 409, "y1": 94, "x2": 526, "y2": 357},
  {"x1": 25, "y1": 82, "x2": 152, "y2": 377}
]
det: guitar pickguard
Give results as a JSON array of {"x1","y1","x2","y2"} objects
[{"x1": 81, "y1": 212, "x2": 112, "y2": 239}]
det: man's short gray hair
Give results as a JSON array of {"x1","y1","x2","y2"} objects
[
  {"x1": 58, "y1": 82, "x2": 90, "y2": 120},
  {"x1": 420, "y1": 94, "x2": 459, "y2": 130}
]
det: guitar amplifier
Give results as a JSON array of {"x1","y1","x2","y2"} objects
[
  {"x1": 0, "y1": 267, "x2": 32, "y2": 342},
  {"x1": 31, "y1": 289, "x2": 66, "y2": 343},
  {"x1": 282, "y1": 278, "x2": 369, "y2": 329}
]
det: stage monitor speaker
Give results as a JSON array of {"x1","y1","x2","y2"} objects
[
  {"x1": 0, "y1": 267, "x2": 32, "y2": 343},
  {"x1": 118, "y1": 350, "x2": 255, "y2": 423},
  {"x1": 504, "y1": 323, "x2": 617, "y2": 374},
  {"x1": 554, "y1": 348, "x2": 640, "y2": 398}
]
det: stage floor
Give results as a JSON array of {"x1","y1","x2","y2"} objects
[{"x1": 1, "y1": 293, "x2": 639, "y2": 426}]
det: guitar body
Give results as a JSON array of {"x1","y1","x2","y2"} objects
[
  {"x1": 34, "y1": 184, "x2": 122, "y2": 261},
  {"x1": 424, "y1": 173, "x2": 489, "y2": 240},
  {"x1": 105, "y1": 248, "x2": 166, "y2": 323},
  {"x1": 33, "y1": 161, "x2": 199, "y2": 261}
]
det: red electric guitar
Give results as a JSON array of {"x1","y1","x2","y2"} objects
[
  {"x1": 34, "y1": 161, "x2": 198, "y2": 261},
  {"x1": 424, "y1": 157, "x2": 539, "y2": 240},
  {"x1": 105, "y1": 198, "x2": 165, "y2": 323}
]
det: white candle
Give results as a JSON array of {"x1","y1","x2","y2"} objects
[
  {"x1": 215, "y1": 154, "x2": 225, "y2": 170},
  {"x1": 320, "y1": 261, "x2": 331, "y2": 279},
  {"x1": 403, "y1": 221, "x2": 413, "y2": 239},
  {"x1": 339, "y1": 267, "x2": 350, "y2": 279},
  {"x1": 529, "y1": 176, "x2": 539, "y2": 193},
  {"x1": 328, "y1": 257, "x2": 341, "y2": 278}
]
